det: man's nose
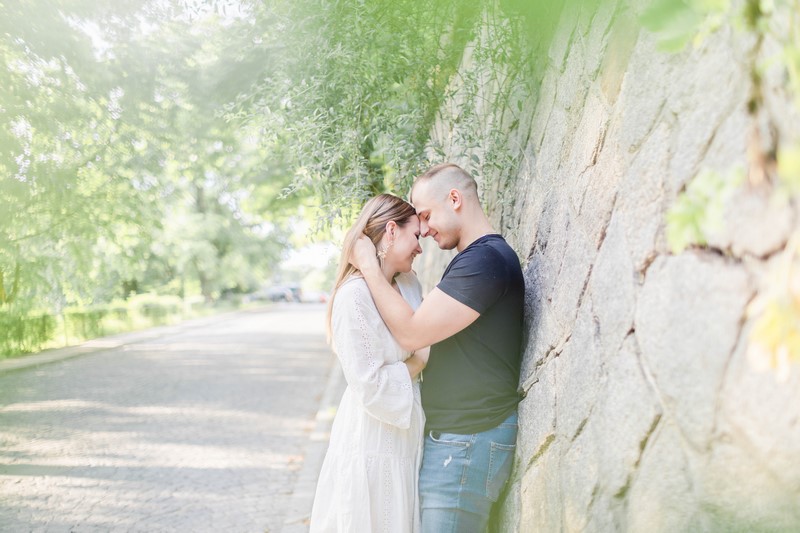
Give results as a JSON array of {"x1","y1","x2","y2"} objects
[{"x1": 420, "y1": 220, "x2": 430, "y2": 237}]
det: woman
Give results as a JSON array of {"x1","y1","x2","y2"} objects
[{"x1": 310, "y1": 194, "x2": 429, "y2": 533}]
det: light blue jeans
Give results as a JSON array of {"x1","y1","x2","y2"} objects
[{"x1": 419, "y1": 411, "x2": 518, "y2": 533}]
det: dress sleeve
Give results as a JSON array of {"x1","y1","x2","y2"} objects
[{"x1": 331, "y1": 281, "x2": 414, "y2": 429}]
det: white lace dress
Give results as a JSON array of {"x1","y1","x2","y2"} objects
[{"x1": 310, "y1": 272, "x2": 425, "y2": 533}]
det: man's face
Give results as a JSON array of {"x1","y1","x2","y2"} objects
[{"x1": 411, "y1": 180, "x2": 459, "y2": 250}]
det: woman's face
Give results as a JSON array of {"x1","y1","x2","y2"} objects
[{"x1": 386, "y1": 216, "x2": 422, "y2": 274}]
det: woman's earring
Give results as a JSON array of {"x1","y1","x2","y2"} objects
[
  {"x1": 376, "y1": 240, "x2": 393, "y2": 268},
  {"x1": 377, "y1": 245, "x2": 387, "y2": 268}
]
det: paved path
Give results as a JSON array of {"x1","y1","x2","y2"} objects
[{"x1": 0, "y1": 303, "x2": 344, "y2": 532}]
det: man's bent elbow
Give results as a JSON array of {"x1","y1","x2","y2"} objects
[
  {"x1": 392, "y1": 330, "x2": 423, "y2": 352},
  {"x1": 397, "y1": 337, "x2": 417, "y2": 352},
  {"x1": 385, "y1": 321, "x2": 421, "y2": 352}
]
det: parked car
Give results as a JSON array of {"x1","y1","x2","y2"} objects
[
  {"x1": 300, "y1": 290, "x2": 329, "y2": 303},
  {"x1": 245, "y1": 284, "x2": 299, "y2": 303},
  {"x1": 264, "y1": 286, "x2": 295, "y2": 302}
]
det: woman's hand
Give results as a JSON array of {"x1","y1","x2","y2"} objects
[{"x1": 404, "y1": 346, "x2": 430, "y2": 379}]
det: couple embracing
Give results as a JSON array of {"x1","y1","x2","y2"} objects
[{"x1": 310, "y1": 163, "x2": 524, "y2": 533}]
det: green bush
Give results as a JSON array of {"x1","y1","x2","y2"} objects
[
  {"x1": 64, "y1": 306, "x2": 110, "y2": 340},
  {"x1": 128, "y1": 294, "x2": 183, "y2": 326},
  {"x1": 0, "y1": 311, "x2": 57, "y2": 356},
  {"x1": 0, "y1": 294, "x2": 226, "y2": 358}
]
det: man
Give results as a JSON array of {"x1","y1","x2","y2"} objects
[{"x1": 351, "y1": 163, "x2": 524, "y2": 532}]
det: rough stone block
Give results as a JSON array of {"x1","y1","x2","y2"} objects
[
  {"x1": 529, "y1": 195, "x2": 568, "y2": 298},
  {"x1": 549, "y1": 217, "x2": 597, "y2": 338},
  {"x1": 575, "y1": 134, "x2": 625, "y2": 252},
  {"x1": 589, "y1": 214, "x2": 636, "y2": 356},
  {"x1": 518, "y1": 438, "x2": 564, "y2": 532},
  {"x1": 710, "y1": 185, "x2": 793, "y2": 259},
  {"x1": 519, "y1": 300, "x2": 569, "y2": 388},
  {"x1": 555, "y1": 302, "x2": 603, "y2": 441},
  {"x1": 517, "y1": 357, "x2": 557, "y2": 464},
  {"x1": 719, "y1": 322, "x2": 800, "y2": 494},
  {"x1": 615, "y1": 34, "x2": 674, "y2": 154},
  {"x1": 585, "y1": 0, "x2": 624, "y2": 80},
  {"x1": 698, "y1": 424, "x2": 800, "y2": 529},
  {"x1": 555, "y1": 34, "x2": 589, "y2": 112},
  {"x1": 591, "y1": 334, "x2": 661, "y2": 497},
  {"x1": 627, "y1": 420, "x2": 698, "y2": 532},
  {"x1": 760, "y1": 16, "x2": 800, "y2": 143},
  {"x1": 531, "y1": 67, "x2": 559, "y2": 151},
  {"x1": 548, "y1": 8, "x2": 576, "y2": 71},
  {"x1": 666, "y1": 28, "x2": 750, "y2": 194},
  {"x1": 494, "y1": 472, "x2": 521, "y2": 533},
  {"x1": 585, "y1": 495, "x2": 620, "y2": 533},
  {"x1": 560, "y1": 428, "x2": 600, "y2": 532},
  {"x1": 635, "y1": 252, "x2": 752, "y2": 450},
  {"x1": 565, "y1": 90, "x2": 611, "y2": 220},
  {"x1": 615, "y1": 121, "x2": 671, "y2": 272},
  {"x1": 508, "y1": 162, "x2": 541, "y2": 256},
  {"x1": 536, "y1": 104, "x2": 571, "y2": 183}
]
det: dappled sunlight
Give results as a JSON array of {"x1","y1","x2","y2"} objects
[{"x1": 0, "y1": 398, "x2": 102, "y2": 413}]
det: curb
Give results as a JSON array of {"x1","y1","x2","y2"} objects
[
  {"x1": 0, "y1": 307, "x2": 269, "y2": 375},
  {"x1": 280, "y1": 354, "x2": 345, "y2": 533}
]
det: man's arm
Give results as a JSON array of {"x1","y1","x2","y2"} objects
[{"x1": 352, "y1": 236, "x2": 479, "y2": 351}]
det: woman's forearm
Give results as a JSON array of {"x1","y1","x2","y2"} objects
[{"x1": 404, "y1": 351, "x2": 427, "y2": 379}]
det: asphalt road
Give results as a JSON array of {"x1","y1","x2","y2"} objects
[{"x1": 0, "y1": 303, "x2": 337, "y2": 533}]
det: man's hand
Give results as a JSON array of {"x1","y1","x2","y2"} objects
[{"x1": 351, "y1": 234, "x2": 380, "y2": 273}]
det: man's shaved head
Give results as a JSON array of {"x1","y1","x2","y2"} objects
[{"x1": 410, "y1": 163, "x2": 478, "y2": 204}]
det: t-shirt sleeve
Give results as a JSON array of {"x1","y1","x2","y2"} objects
[{"x1": 436, "y1": 244, "x2": 508, "y2": 314}]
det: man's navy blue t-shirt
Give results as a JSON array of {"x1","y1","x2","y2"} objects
[{"x1": 421, "y1": 234, "x2": 524, "y2": 434}]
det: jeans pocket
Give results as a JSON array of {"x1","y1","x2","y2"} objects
[
  {"x1": 428, "y1": 431, "x2": 472, "y2": 448},
  {"x1": 486, "y1": 441, "x2": 516, "y2": 501}
]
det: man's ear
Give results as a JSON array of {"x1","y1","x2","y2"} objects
[{"x1": 448, "y1": 189, "x2": 463, "y2": 211}]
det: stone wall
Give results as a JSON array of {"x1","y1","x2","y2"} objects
[{"x1": 419, "y1": 1, "x2": 800, "y2": 530}]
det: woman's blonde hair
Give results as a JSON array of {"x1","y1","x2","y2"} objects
[{"x1": 326, "y1": 193, "x2": 417, "y2": 343}]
